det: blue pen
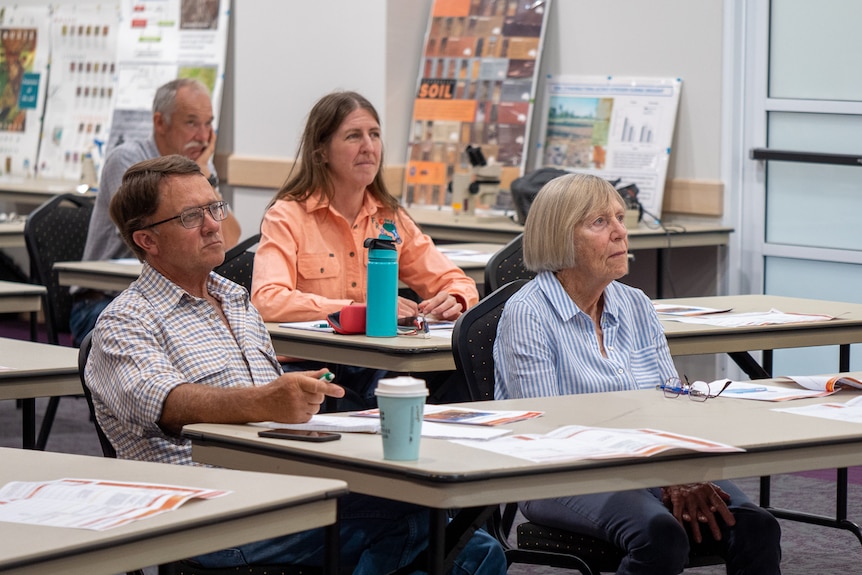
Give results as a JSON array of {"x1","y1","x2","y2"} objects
[
  {"x1": 724, "y1": 387, "x2": 768, "y2": 394},
  {"x1": 313, "y1": 323, "x2": 330, "y2": 329}
]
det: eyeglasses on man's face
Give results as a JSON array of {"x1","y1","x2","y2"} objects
[
  {"x1": 656, "y1": 376, "x2": 731, "y2": 402},
  {"x1": 144, "y1": 200, "x2": 228, "y2": 230}
]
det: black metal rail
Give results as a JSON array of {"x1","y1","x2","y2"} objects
[{"x1": 750, "y1": 148, "x2": 862, "y2": 166}]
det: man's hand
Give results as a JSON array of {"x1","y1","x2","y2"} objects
[
  {"x1": 266, "y1": 369, "x2": 344, "y2": 423},
  {"x1": 661, "y1": 483, "x2": 735, "y2": 543},
  {"x1": 419, "y1": 291, "x2": 463, "y2": 321},
  {"x1": 197, "y1": 128, "x2": 217, "y2": 176}
]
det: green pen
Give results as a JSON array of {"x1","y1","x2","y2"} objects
[{"x1": 319, "y1": 372, "x2": 335, "y2": 383}]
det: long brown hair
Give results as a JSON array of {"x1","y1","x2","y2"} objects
[{"x1": 271, "y1": 91, "x2": 399, "y2": 212}]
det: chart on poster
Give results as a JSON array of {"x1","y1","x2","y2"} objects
[{"x1": 535, "y1": 75, "x2": 682, "y2": 222}]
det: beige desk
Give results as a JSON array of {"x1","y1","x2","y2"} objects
[
  {"x1": 0, "y1": 338, "x2": 80, "y2": 449},
  {"x1": 54, "y1": 242, "x2": 501, "y2": 293},
  {"x1": 0, "y1": 447, "x2": 346, "y2": 575},
  {"x1": 0, "y1": 177, "x2": 85, "y2": 207},
  {"x1": 658, "y1": 293, "x2": 862, "y2": 541},
  {"x1": 184, "y1": 384, "x2": 862, "y2": 573},
  {"x1": 0, "y1": 220, "x2": 25, "y2": 249},
  {"x1": 54, "y1": 259, "x2": 142, "y2": 293},
  {"x1": 266, "y1": 293, "x2": 862, "y2": 375},
  {"x1": 409, "y1": 207, "x2": 733, "y2": 249},
  {"x1": 268, "y1": 323, "x2": 454, "y2": 372},
  {"x1": 659, "y1": 294, "x2": 862, "y2": 376},
  {"x1": 0, "y1": 281, "x2": 43, "y2": 314}
]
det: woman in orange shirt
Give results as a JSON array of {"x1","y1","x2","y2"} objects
[{"x1": 252, "y1": 91, "x2": 479, "y2": 408}]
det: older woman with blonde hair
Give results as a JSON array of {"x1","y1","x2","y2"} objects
[{"x1": 494, "y1": 173, "x2": 781, "y2": 574}]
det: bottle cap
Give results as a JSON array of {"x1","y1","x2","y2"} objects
[
  {"x1": 364, "y1": 237, "x2": 397, "y2": 252},
  {"x1": 375, "y1": 376, "x2": 428, "y2": 398}
]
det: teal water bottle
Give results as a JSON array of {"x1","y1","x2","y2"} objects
[{"x1": 364, "y1": 237, "x2": 398, "y2": 337}]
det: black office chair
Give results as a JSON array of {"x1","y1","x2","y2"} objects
[
  {"x1": 451, "y1": 281, "x2": 724, "y2": 574},
  {"x1": 482, "y1": 233, "x2": 535, "y2": 297},
  {"x1": 25, "y1": 192, "x2": 95, "y2": 450},
  {"x1": 78, "y1": 331, "x2": 322, "y2": 575},
  {"x1": 214, "y1": 233, "x2": 259, "y2": 291}
]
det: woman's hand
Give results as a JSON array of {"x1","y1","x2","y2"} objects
[
  {"x1": 419, "y1": 291, "x2": 463, "y2": 321},
  {"x1": 397, "y1": 296, "x2": 420, "y2": 319},
  {"x1": 661, "y1": 483, "x2": 735, "y2": 542}
]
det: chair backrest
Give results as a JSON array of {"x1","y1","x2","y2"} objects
[
  {"x1": 451, "y1": 279, "x2": 528, "y2": 402},
  {"x1": 78, "y1": 330, "x2": 117, "y2": 458},
  {"x1": 24, "y1": 193, "x2": 95, "y2": 343},
  {"x1": 483, "y1": 233, "x2": 535, "y2": 297},
  {"x1": 213, "y1": 233, "x2": 259, "y2": 291}
]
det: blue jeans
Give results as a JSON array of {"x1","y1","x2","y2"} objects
[
  {"x1": 190, "y1": 493, "x2": 506, "y2": 574},
  {"x1": 520, "y1": 481, "x2": 781, "y2": 575},
  {"x1": 70, "y1": 296, "x2": 113, "y2": 347}
]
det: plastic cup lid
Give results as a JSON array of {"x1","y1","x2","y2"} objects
[{"x1": 375, "y1": 376, "x2": 429, "y2": 397}]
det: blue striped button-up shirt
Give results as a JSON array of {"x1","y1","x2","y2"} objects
[
  {"x1": 86, "y1": 263, "x2": 281, "y2": 465},
  {"x1": 493, "y1": 271, "x2": 677, "y2": 399}
]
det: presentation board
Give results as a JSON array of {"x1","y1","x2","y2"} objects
[
  {"x1": 535, "y1": 75, "x2": 682, "y2": 222},
  {"x1": 0, "y1": 0, "x2": 229, "y2": 184},
  {"x1": 403, "y1": 0, "x2": 550, "y2": 210}
]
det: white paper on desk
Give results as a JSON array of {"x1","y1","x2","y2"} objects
[
  {"x1": 110, "y1": 258, "x2": 142, "y2": 265},
  {"x1": 438, "y1": 248, "x2": 493, "y2": 264},
  {"x1": 278, "y1": 320, "x2": 333, "y2": 332},
  {"x1": 252, "y1": 417, "x2": 508, "y2": 440},
  {"x1": 653, "y1": 303, "x2": 732, "y2": 316},
  {"x1": 773, "y1": 398, "x2": 862, "y2": 424},
  {"x1": 453, "y1": 425, "x2": 743, "y2": 464},
  {"x1": 661, "y1": 308, "x2": 834, "y2": 327},
  {"x1": 253, "y1": 416, "x2": 380, "y2": 433},
  {"x1": 0, "y1": 478, "x2": 228, "y2": 531},
  {"x1": 712, "y1": 380, "x2": 833, "y2": 402}
]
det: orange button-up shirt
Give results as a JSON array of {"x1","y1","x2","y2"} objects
[{"x1": 251, "y1": 191, "x2": 479, "y2": 322}]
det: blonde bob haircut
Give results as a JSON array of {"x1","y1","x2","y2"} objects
[{"x1": 523, "y1": 173, "x2": 624, "y2": 273}]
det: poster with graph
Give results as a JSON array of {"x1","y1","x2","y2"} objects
[
  {"x1": 107, "y1": 0, "x2": 229, "y2": 154},
  {"x1": 403, "y1": 0, "x2": 550, "y2": 209},
  {"x1": 536, "y1": 75, "x2": 682, "y2": 222}
]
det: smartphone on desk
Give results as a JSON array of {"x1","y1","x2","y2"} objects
[{"x1": 257, "y1": 429, "x2": 341, "y2": 442}]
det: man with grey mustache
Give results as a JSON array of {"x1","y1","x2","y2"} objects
[{"x1": 71, "y1": 78, "x2": 241, "y2": 346}]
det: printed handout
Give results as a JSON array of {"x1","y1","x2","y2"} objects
[
  {"x1": 706, "y1": 376, "x2": 862, "y2": 402},
  {"x1": 354, "y1": 404, "x2": 544, "y2": 426},
  {"x1": 0, "y1": 478, "x2": 228, "y2": 530},
  {"x1": 653, "y1": 303, "x2": 732, "y2": 316},
  {"x1": 660, "y1": 308, "x2": 835, "y2": 328},
  {"x1": 453, "y1": 425, "x2": 742, "y2": 464},
  {"x1": 773, "y1": 395, "x2": 862, "y2": 424}
]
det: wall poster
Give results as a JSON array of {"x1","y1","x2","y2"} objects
[
  {"x1": 536, "y1": 75, "x2": 682, "y2": 222},
  {"x1": 107, "y1": 0, "x2": 229, "y2": 155},
  {"x1": 0, "y1": 6, "x2": 50, "y2": 178},
  {"x1": 38, "y1": 3, "x2": 121, "y2": 181},
  {"x1": 403, "y1": 0, "x2": 550, "y2": 212}
]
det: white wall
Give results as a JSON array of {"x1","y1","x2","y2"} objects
[{"x1": 230, "y1": 0, "x2": 725, "y2": 234}]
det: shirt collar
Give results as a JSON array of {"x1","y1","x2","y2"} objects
[
  {"x1": 536, "y1": 270, "x2": 622, "y2": 323},
  {"x1": 304, "y1": 188, "x2": 382, "y2": 217},
  {"x1": 136, "y1": 262, "x2": 250, "y2": 313}
]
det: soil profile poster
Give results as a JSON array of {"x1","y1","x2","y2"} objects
[
  {"x1": 403, "y1": 0, "x2": 550, "y2": 210},
  {"x1": 536, "y1": 75, "x2": 682, "y2": 222}
]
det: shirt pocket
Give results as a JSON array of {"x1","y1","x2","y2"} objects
[
  {"x1": 172, "y1": 344, "x2": 232, "y2": 386},
  {"x1": 297, "y1": 252, "x2": 341, "y2": 288}
]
